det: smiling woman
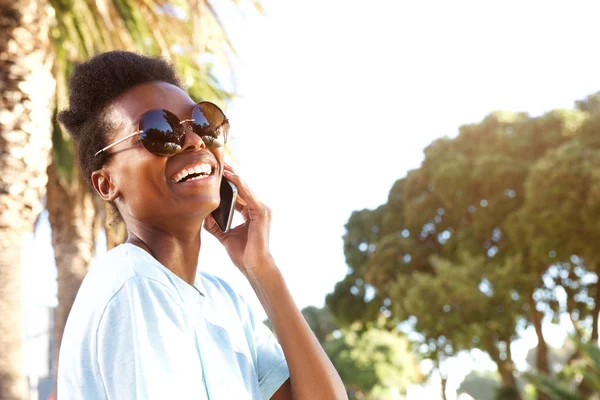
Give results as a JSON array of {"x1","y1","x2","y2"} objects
[{"x1": 55, "y1": 51, "x2": 347, "y2": 400}]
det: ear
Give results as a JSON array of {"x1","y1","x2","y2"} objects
[{"x1": 91, "y1": 167, "x2": 120, "y2": 201}]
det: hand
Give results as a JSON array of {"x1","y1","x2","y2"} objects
[{"x1": 203, "y1": 163, "x2": 275, "y2": 278}]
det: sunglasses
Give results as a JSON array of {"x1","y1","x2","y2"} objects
[{"x1": 95, "y1": 101, "x2": 229, "y2": 157}]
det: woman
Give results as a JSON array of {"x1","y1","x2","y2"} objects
[{"x1": 56, "y1": 51, "x2": 346, "y2": 400}]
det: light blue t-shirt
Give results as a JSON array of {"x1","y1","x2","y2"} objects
[{"x1": 58, "y1": 243, "x2": 290, "y2": 399}]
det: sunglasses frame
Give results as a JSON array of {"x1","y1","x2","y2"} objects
[{"x1": 94, "y1": 102, "x2": 228, "y2": 157}]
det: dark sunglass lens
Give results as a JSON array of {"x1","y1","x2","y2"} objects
[
  {"x1": 191, "y1": 103, "x2": 229, "y2": 147},
  {"x1": 139, "y1": 109, "x2": 184, "y2": 156}
]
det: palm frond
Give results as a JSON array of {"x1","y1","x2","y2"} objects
[
  {"x1": 526, "y1": 340, "x2": 600, "y2": 400},
  {"x1": 525, "y1": 373, "x2": 584, "y2": 400},
  {"x1": 580, "y1": 341, "x2": 600, "y2": 371}
]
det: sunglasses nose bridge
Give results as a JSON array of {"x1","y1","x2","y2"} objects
[
  {"x1": 179, "y1": 120, "x2": 207, "y2": 152},
  {"x1": 178, "y1": 118, "x2": 197, "y2": 138}
]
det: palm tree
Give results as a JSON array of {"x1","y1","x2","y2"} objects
[
  {"x1": 0, "y1": 1, "x2": 55, "y2": 398},
  {"x1": 1, "y1": 1, "x2": 257, "y2": 398}
]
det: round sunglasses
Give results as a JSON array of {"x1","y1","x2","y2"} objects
[{"x1": 95, "y1": 101, "x2": 229, "y2": 157}]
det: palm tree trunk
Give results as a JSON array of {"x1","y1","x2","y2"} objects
[
  {"x1": 46, "y1": 165, "x2": 96, "y2": 389},
  {"x1": 0, "y1": 0, "x2": 54, "y2": 398},
  {"x1": 0, "y1": 234, "x2": 29, "y2": 400}
]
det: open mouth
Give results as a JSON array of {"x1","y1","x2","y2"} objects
[{"x1": 171, "y1": 162, "x2": 216, "y2": 183}]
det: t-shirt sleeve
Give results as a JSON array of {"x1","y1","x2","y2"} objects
[
  {"x1": 245, "y1": 300, "x2": 290, "y2": 400},
  {"x1": 96, "y1": 277, "x2": 206, "y2": 400}
]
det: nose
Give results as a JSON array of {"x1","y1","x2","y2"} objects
[{"x1": 180, "y1": 122, "x2": 206, "y2": 152}]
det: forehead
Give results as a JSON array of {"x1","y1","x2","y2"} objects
[{"x1": 110, "y1": 81, "x2": 195, "y2": 125}]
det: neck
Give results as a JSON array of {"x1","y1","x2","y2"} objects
[{"x1": 126, "y1": 222, "x2": 202, "y2": 286}]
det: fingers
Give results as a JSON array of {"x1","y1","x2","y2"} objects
[
  {"x1": 235, "y1": 195, "x2": 247, "y2": 210},
  {"x1": 204, "y1": 214, "x2": 226, "y2": 242},
  {"x1": 224, "y1": 169, "x2": 262, "y2": 211},
  {"x1": 222, "y1": 164, "x2": 272, "y2": 224},
  {"x1": 223, "y1": 162, "x2": 236, "y2": 175}
]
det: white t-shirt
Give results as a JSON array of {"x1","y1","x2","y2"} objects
[{"x1": 58, "y1": 243, "x2": 290, "y2": 399}]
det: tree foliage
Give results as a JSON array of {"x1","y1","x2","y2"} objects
[
  {"x1": 267, "y1": 306, "x2": 421, "y2": 398},
  {"x1": 323, "y1": 322, "x2": 421, "y2": 399},
  {"x1": 327, "y1": 92, "x2": 600, "y2": 396}
]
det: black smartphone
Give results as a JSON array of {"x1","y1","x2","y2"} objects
[{"x1": 211, "y1": 177, "x2": 237, "y2": 233}]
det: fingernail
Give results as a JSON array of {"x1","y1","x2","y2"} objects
[{"x1": 224, "y1": 170, "x2": 234, "y2": 176}]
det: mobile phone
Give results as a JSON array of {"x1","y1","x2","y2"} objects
[{"x1": 211, "y1": 177, "x2": 237, "y2": 233}]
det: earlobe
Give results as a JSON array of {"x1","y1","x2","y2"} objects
[{"x1": 91, "y1": 169, "x2": 119, "y2": 201}]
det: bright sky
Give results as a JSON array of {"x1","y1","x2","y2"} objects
[{"x1": 22, "y1": 0, "x2": 600, "y2": 398}]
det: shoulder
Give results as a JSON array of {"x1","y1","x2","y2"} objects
[
  {"x1": 62, "y1": 244, "x2": 183, "y2": 344},
  {"x1": 75, "y1": 244, "x2": 178, "y2": 311},
  {"x1": 100, "y1": 276, "x2": 183, "y2": 320},
  {"x1": 58, "y1": 246, "x2": 184, "y2": 391}
]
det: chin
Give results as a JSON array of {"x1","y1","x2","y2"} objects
[{"x1": 191, "y1": 194, "x2": 221, "y2": 217}]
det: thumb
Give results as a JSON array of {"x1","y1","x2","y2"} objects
[{"x1": 204, "y1": 214, "x2": 225, "y2": 242}]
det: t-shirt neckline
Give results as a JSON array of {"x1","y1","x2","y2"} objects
[{"x1": 120, "y1": 242, "x2": 206, "y2": 299}]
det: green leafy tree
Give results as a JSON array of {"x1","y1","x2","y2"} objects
[
  {"x1": 324, "y1": 322, "x2": 421, "y2": 399},
  {"x1": 266, "y1": 307, "x2": 421, "y2": 399},
  {"x1": 402, "y1": 109, "x2": 587, "y2": 380},
  {"x1": 328, "y1": 101, "x2": 600, "y2": 400},
  {"x1": 512, "y1": 138, "x2": 600, "y2": 342}
]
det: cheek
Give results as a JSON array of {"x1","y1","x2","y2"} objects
[
  {"x1": 212, "y1": 147, "x2": 225, "y2": 166},
  {"x1": 117, "y1": 152, "x2": 169, "y2": 209}
]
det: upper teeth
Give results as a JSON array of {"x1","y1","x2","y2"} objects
[{"x1": 173, "y1": 163, "x2": 212, "y2": 183}]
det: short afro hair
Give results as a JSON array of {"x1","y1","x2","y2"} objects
[{"x1": 57, "y1": 51, "x2": 183, "y2": 188}]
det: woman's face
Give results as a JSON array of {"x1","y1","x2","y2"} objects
[{"x1": 96, "y1": 81, "x2": 224, "y2": 226}]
